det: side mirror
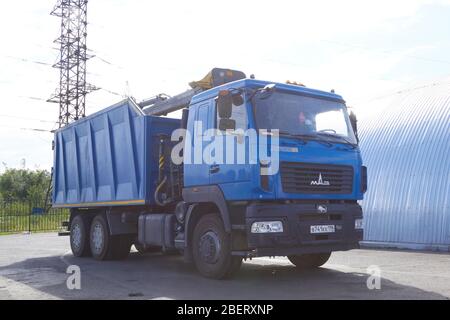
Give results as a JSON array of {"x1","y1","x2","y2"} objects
[
  {"x1": 219, "y1": 118, "x2": 236, "y2": 131},
  {"x1": 349, "y1": 111, "x2": 359, "y2": 143},
  {"x1": 217, "y1": 90, "x2": 233, "y2": 118}
]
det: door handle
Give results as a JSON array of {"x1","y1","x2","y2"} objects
[{"x1": 209, "y1": 165, "x2": 220, "y2": 174}]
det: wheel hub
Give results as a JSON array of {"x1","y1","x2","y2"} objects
[
  {"x1": 199, "y1": 231, "x2": 221, "y2": 264},
  {"x1": 92, "y1": 223, "x2": 104, "y2": 254},
  {"x1": 72, "y1": 223, "x2": 82, "y2": 249}
]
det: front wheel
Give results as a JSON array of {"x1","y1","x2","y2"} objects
[
  {"x1": 192, "y1": 214, "x2": 242, "y2": 279},
  {"x1": 287, "y1": 252, "x2": 332, "y2": 269}
]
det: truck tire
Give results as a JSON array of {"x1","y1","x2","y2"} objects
[
  {"x1": 192, "y1": 213, "x2": 242, "y2": 279},
  {"x1": 70, "y1": 214, "x2": 91, "y2": 257},
  {"x1": 287, "y1": 252, "x2": 332, "y2": 269},
  {"x1": 89, "y1": 214, "x2": 114, "y2": 260}
]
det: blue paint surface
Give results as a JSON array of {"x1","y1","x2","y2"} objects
[{"x1": 52, "y1": 99, "x2": 180, "y2": 207}]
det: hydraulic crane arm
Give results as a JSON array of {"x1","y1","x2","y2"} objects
[
  {"x1": 141, "y1": 88, "x2": 202, "y2": 116},
  {"x1": 140, "y1": 68, "x2": 246, "y2": 116}
]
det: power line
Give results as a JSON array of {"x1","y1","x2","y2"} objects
[
  {"x1": 2, "y1": 55, "x2": 53, "y2": 66},
  {"x1": 92, "y1": 55, "x2": 124, "y2": 69},
  {"x1": 0, "y1": 114, "x2": 56, "y2": 124},
  {"x1": 353, "y1": 79, "x2": 450, "y2": 104},
  {"x1": 3, "y1": 44, "x2": 124, "y2": 74},
  {"x1": 19, "y1": 96, "x2": 51, "y2": 102},
  {"x1": 99, "y1": 88, "x2": 123, "y2": 97},
  {"x1": 321, "y1": 39, "x2": 450, "y2": 66},
  {"x1": 0, "y1": 54, "x2": 102, "y2": 78},
  {"x1": 29, "y1": 43, "x2": 124, "y2": 70},
  {"x1": 0, "y1": 124, "x2": 54, "y2": 133},
  {"x1": 2, "y1": 89, "x2": 124, "y2": 106}
]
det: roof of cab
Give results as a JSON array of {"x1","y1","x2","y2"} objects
[{"x1": 190, "y1": 78, "x2": 345, "y2": 105}]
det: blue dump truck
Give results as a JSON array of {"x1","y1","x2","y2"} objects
[{"x1": 53, "y1": 68, "x2": 367, "y2": 279}]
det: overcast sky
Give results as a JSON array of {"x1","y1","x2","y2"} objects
[{"x1": 1, "y1": 0, "x2": 450, "y2": 172}]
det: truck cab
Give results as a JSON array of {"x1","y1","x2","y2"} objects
[{"x1": 178, "y1": 78, "x2": 366, "y2": 277}]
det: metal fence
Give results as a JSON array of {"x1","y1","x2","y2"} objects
[{"x1": 0, "y1": 198, "x2": 69, "y2": 234}]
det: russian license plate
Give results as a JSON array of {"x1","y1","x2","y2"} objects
[{"x1": 310, "y1": 225, "x2": 335, "y2": 234}]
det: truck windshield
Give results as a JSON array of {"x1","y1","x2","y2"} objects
[{"x1": 253, "y1": 91, "x2": 357, "y2": 145}]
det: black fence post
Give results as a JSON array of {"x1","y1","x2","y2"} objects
[{"x1": 28, "y1": 199, "x2": 32, "y2": 234}]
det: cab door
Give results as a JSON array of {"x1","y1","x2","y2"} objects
[
  {"x1": 183, "y1": 102, "x2": 211, "y2": 187},
  {"x1": 209, "y1": 100, "x2": 253, "y2": 187}
]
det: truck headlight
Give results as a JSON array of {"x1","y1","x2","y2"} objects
[
  {"x1": 355, "y1": 218, "x2": 364, "y2": 229},
  {"x1": 251, "y1": 221, "x2": 284, "y2": 233}
]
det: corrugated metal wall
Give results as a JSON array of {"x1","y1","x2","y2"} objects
[{"x1": 358, "y1": 81, "x2": 450, "y2": 251}]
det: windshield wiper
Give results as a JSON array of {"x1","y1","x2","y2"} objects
[
  {"x1": 278, "y1": 131, "x2": 308, "y2": 145},
  {"x1": 279, "y1": 131, "x2": 333, "y2": 147},
  {"x1": 247, "y1": 84, "x2": 276, "y2": 102},
  {"x1": 315, "y1": 132, "x2": 358, "y2": 149}
]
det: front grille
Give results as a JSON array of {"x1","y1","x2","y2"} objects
[{"x1": 280, "y1": 162, "x2": 353, "y2": 194}]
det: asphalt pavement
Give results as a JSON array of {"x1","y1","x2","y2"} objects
[{"x1": 0, "y1": 233, "x2": 449, "y2": 300}]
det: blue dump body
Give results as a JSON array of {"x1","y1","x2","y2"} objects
[{"x1": 52, "y1": 99, "x2": 180, "y2": 208}]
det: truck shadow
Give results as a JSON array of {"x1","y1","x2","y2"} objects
[{"x1": 0, "y1": 251, "x2": 447, "y2": 300}]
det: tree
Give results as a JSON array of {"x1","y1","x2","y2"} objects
[{"x1": 0, "y1": 169, "x2": 51, "y2": 202}]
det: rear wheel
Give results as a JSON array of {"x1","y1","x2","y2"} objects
[
  {"x1": 89, "y1": 214, "x2": 132, "y2": 260},
  {"x1": 90, "y1": 214, "x2": 113, "y2": 260},
  {"x1": 192, "y1": 214, "x2": 242, "y2": 279},
  {"x1": 70, "y1": 214, "x2": 91, "y2": 257},
  {"x1": 287, "y1": 252, "x2": 332, "y2": 269}
]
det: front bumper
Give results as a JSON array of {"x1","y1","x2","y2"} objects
[{"x1": 243, "y1": 202, "x2": 363, "y2": 257}]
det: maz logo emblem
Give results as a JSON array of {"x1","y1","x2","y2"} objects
[
  {"x1": 317, "y1": 204, "x2": 328, "y2": 214},
  {"x1": 310, "y1": 173, "x2": 330, "y2": 186}
]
